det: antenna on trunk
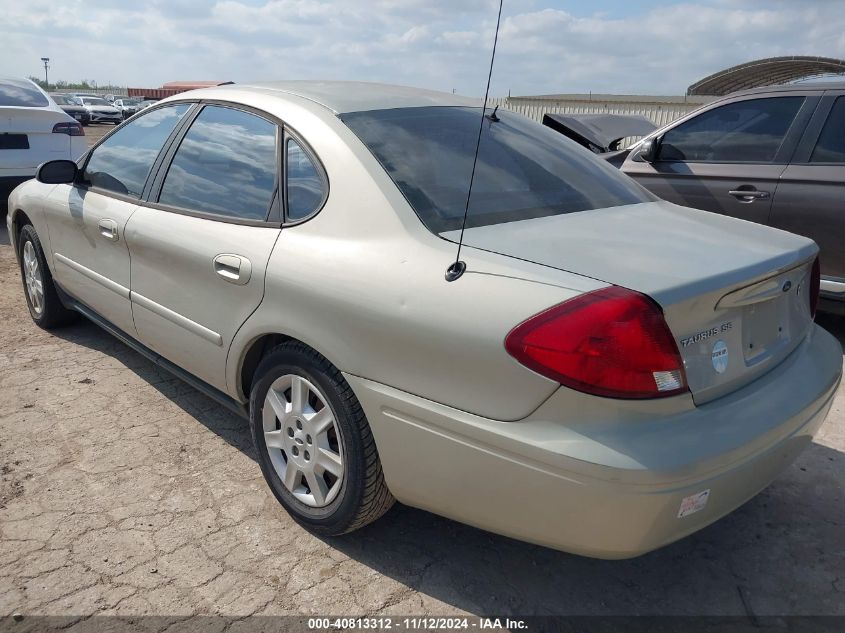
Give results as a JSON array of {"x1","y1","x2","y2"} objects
[{"x1": 445, "y1": 0, "x2": 504, "y2": 282}]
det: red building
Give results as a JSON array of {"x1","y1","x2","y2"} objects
[{"x1": 127, "y1": 81, "x2": 232, "y2": 99}]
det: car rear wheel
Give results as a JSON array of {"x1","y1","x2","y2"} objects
[
  {"x1": 18, "y1": 224, "x2": 76, "y2": 329},
  {"x1": 249, "y1": 342, "x2": 394, "y2": 535}
]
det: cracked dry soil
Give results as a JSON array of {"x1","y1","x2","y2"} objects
[{"x1": 1, "y1": 212, "x2": 844, "y2": 620}]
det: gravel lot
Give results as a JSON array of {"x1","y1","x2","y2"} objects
[
  {"x1": 1, "y1": 133, "x2": 844, "y2": 618},
  {"x1": 79, "y1": 123, "x2": 113, "y2": 148}
]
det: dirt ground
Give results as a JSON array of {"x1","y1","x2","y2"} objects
[
  {"x1": 80, "y1": 123, "x2": 113, "y2": 147},
  {"x1": 0, "y1": 149, "x2": 844, "y2": 617}
]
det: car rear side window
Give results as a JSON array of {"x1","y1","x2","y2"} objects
[
  {"x1": 0, "y1": 79, "x2": 49, "y2": 107},
  {"x1": 810, "y1": 97, "x2": 845, "y2": 163},
  {"x1": 286, "y1": 138, "x2": 326, "y2": 221},
  {"x1": 659, "y1": 97, "x2": 804, "y2": 163},
  {"x1": 341, "y1": 106, "x2": 650, "y2": 233},
  {"x1": 84, "y1": 104, "x2": 191, "y2": 198},
  {"x1": 158, "y1": 105, "x2": 278, "y2": 221}
]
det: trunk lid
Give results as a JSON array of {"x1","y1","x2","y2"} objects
[
  {"x1": 0, "y1": 107, "x2": 71, "y2": 168},
  {"x1": 445, "y1": 201, "x2": 818, "y2": 404}
]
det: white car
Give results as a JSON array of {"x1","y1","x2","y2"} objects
[
  {"x1": 0, "y1": 77, "x2": 86, "y2": 208},
  {"x1": 75, "y1": 96, "x2": 123, "y2": 125}
]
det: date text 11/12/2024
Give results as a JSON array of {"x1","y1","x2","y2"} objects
[{"x1": 306, "y1": 617, "x2": 529, "y2": 630}]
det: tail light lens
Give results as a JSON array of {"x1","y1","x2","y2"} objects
[
  {"x1": 505, "y1": 286, "x2": 688, "y2": 399},
  {"x1": 810, "y1": 256, "x2": 820, "y2": 319},
  {"x1": 52, "y1": 122, "x2": 84, "y2": 136}
]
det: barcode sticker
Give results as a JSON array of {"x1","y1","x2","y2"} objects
[{"x1": 677, "y1": 489, "x2": 710, "y2": 518}]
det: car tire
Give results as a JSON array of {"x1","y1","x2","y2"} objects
[
  {"x1": 18, "y1": 224, "x2": 76, "y2": 329},
  {"x1": 249, "y1": 341, "x2": 395, "y2": 535}
]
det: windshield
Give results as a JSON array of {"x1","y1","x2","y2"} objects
[
  {"x1": 0, "y1": 79, "x2": 49, "y2": 107},
  {"x1": 342, "y1": 107, "x2": 651, "y2": 233},
  {"x1": 83, "y1": 97, "x2": 110, "y2": 106}
]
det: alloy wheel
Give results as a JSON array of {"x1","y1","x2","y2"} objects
[
  {"x1": 262, "y1": 374, "x2": 344, "y2": 507},
  {"x1": 22, "y1": 241, "x2": 44, "y2": 316}
]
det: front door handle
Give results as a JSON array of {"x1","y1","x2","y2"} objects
[
  {"x1": 213, "y1": 254, "x2": 252, "y2": 285},
  {"x1": 98, "y1": 218, "x2": 119, "y2": 241},
  {"x1": 728, "y1": 189, "x2": 770, "y2": 203}
]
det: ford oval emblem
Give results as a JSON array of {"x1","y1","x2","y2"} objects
[
  {"x1": 712, "y1": 340, "x2": 729, "y2": 374},
  {"x1": 782, "y1": 280, "x2": 792, "y2": 292}
]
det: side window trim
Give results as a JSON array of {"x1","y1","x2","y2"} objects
[
  {"x1": 790, "y1": 93, "x2": 845, "y2": 164},
  {"x1": 141, "y1": 103, "x2": 203, "y2": 201},
  {"x1": 652, "y1": 94, "x2": 819, "y2": 165},
  {"x1": 282, "y1": 129, "x2": 330, "y2": 225},
  {"x1": 75, "y1": 101, "x2": 200, "y2": 204},
  {"x1": 148, "y1": 101, "x2": 282, "y2": 227}
]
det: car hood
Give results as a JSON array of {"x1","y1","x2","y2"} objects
[
  {"x1": 442, "y1": 200, "x2": 815, "y2": 306},
  {"x1": 542, "y1": 113, "x2": 656, "y2": 152},
  {"x1": 86, "y1": 105, "x2": 120, "y2": 113}
]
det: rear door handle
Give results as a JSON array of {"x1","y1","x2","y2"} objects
[
  {"x1": 98, "y1": 218, "x2": 119, "y2": 241},
  {"x1": 213, "y1": 254, "x2": 252, "y2": 285},
  {"x1": 728, "y1": 189, "x2": 770, "y2": 202}
]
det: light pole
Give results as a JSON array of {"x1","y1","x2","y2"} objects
[{"x1": 40, "y1": 57, "x2": 50, "y2": 88}]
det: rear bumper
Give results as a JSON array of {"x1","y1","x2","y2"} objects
[
  {"x1": 0, "y1": 175, "x2": 33, "y2": 210},
  {"x1": 347, "y1": 324, "x2": 841, "y2": 559},
  {"x1": 65, "y1": 111, "x2": 91, "y2": 123}
]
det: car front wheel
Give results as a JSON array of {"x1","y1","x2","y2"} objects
[
  {"x1": 18, "y1": 224, "x2": 76, "y2": 329},
  {"x1": 250, "y1": 342, "x2": 395, "y2": 535}
]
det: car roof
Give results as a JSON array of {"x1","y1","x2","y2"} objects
[
  {"x1": 727, "y1": 80, "x2": 845, "y2": 97},
  {"x1": 210, "y1": 81, "x2": 480, "y2": 114}
]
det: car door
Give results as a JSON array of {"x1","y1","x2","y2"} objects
[
  {"x1": 124, "y1": 103, "x2": 282, "y2": 392},
  {"x1": 769, "y1": 91, "x2": 845, "y2": 295},
  {"x1": 43, "y1": 102, "x2": 193, "y2": 334},
  {"x1": 622, "y1": 94, "x2": 818, "y2": 225}
]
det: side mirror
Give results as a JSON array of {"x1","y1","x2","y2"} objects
[
  {"x1": 36, "y1": 160, "x2": 78, "y2": 184},
  {"x1": 638, "y1": 137, "x2": 661, "y2": 163}
]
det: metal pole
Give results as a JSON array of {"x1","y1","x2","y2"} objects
[{"x1": 40, "y1": 57, "x2": 50, "y2": 88}]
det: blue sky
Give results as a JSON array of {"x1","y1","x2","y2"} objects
[{"x1": 3, "y1": 0, "x2": 844, "y2": 96}]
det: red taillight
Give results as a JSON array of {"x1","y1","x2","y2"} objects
[
  {"x1": 810, "y1": 256, "x2": 820, "y2": 319},
  {"x1": 52, "y1": 122, "x2": 84, "y2": 136},
  {"x1": 505, "y1": 286, "x2": 688, "y2": 399}
]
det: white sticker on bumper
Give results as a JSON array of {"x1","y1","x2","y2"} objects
[{"x1": 677, "y1": 489, "x2": 710, "y2": 518}]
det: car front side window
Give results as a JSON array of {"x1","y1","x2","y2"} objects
[
  {"x1": 658, "y1": 97, "x2": 804, "y2": 163},
  {"x1": 83, "y1": 103, "x2": 191, "y2": 198},
  {"x1": 157, "y1": 105, "x2": 278, "y2": 221}
]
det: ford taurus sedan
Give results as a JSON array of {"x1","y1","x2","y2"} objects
[{"x1": 7, "y1": 81, "x2": 841, "y2": 558}]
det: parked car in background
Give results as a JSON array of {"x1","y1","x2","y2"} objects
[
  {"x1": 50, "y1": 93, "x2": 90, "y2": 125},
  {"x1": 137, "y1": 99, "x2": 159, "y2": 111},
  {"x1": 76, "y1": 96, "x2": 122, "y2": 125},
  {"x1": 617, "y1": 82, "x2": 845, "y2": 309},
  {"x1": 113, "y1": 97, "x2": 142, "y2": 120},
  {"x1": 0, "y1": 76, "x2": 85, "y2": 209},
  {"x1": 6, "y1": 82, "x2": 839, "y2": 558}
]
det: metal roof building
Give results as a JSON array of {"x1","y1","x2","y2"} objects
[{"x1": 687, "y1": 56, "x2": 845, "y2": 96}]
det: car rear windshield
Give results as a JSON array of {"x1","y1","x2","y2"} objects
[
  {"x1": 341, "y1": 106, "x2": 651, "y2": 233},
  {"x1": 0, "y1": 79, "x2": 49, "y2": 107}
]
